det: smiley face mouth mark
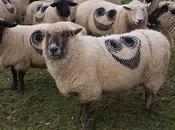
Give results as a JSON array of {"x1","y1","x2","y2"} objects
[
  {"x1": 35, "y1": 15, "x2": 45, "y2": 23},
  {"x1": 93, "y1": 13, "x2": 116, "y2": 31}
]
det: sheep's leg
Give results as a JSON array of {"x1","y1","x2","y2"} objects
[
  {"x1": 80, "y1": 103, "x2": 90, "y2": 129},
  {"x1": 10, "y1": 66, "x2": 18, "y2": 90},
  {"x1": 144, "y1": 85, "x2": 155, "y2": 113},
  {"x1": 18, "y1": 71, "x2": 26, "y2": 93}
]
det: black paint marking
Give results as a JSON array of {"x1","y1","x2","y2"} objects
[
  {"x1": 105, "y1": 36, "x2": 141, "y2": 69},
  {"x1": 93, "y1": 7, "x2": 116, "y2": 31},
  {"x1": 1, "y1": 0, "x2": 15, "y2": 13},
  {"x1": 35, "y1": 15, "x2": 45, "y2": 23},
  {"x1": 30, "y1": 30, "x2": 44, "y2": 55}
]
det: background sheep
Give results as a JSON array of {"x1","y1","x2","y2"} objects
[
  {"x1": 113, "y1": 0, "x2": 150, "y2": 34},
  {"x1": 25, "y1": 0, "x2": 77, "y2": 25},
  {"x1": 143, "y1": 0, "x2": 160, "y2": 15},
  {"x1": 42, "y1": 27, "x2": 170, "y2": 129},
  {"x1": 70, "y1": 0, "x2": 123, "y2": 21},
  {"x1": 148, "y1": 1, "x2": 175, "y2": 45},
  {"x1": 75, "y1": 0, "x2": 150, "y2": 36},
  {"x1": 0, "y1": 19, "x2": 86, "y2": 93},
  {"x1": 0, "y1": 0, "x2": 17, "y2": 23}
]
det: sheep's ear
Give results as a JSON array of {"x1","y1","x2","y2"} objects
[
  {"x1": 67, "y1": 28, "x2": 83, "y2": 37},
  {"x1": 123, "y1": 6, "x2": 132, "y2": 11},
  {"x1": 67, "y1": 1, "x2": 78, "y2": 6},
  {"x1": 50, "y1": 2, "x2": 58, "y2": 7},
  {"x1": 144, "y1": 0, "x2": 153, "y2": 4},
  {"x1": 146, "y1": 2, "x2": 151, "y2": 7}
]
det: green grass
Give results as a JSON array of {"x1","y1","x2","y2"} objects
[
  {"x1": 1, "y1": 44, "x2": 175, "y2": 130},
  {"x1": 1, "y1": 0, "x2": 175, "y2": 129}
]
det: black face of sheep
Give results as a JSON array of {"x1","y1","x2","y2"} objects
[
  {"x1": 148, "y1": 4, "x2": 169, "y2": 29},
  {"x1": 170, "y1": 9, "x2": 175, "y2": 15},
  {"x1": 50, "y1": 0, "x2": 77, "y2": 17},
  {"x1": 45, "y1": 28, "x2": 82, "y2": 59},
  {"x1": 0, "y1": 20, "x2": 17, "y2": 42}
]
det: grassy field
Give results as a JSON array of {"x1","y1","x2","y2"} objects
[{"x1": 1, "y1": 1, "x2": 175, "y2": 130}]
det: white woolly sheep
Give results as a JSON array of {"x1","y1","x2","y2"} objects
[
  {"x1": 0, "y1": 19, "x2": 86, "y2": 93},
  {"x1": 42, "y1": 27, "x2": 170, "y2": 129},
  {"x1": 75, "y1": 0, "x2": 150, "y2": 36},
  {"x1": 70, "y1": 0, "x2": 123, "y2": 21},
  {"x1": 0, "y1": 0, "x2": 17, "y2": 22},
  {"x1": 25, "y1": 0, "x2": 77, "y2": 25}
]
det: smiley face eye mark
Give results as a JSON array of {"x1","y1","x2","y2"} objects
[
  {"x1": 95, "y1": 7, "x2": 106, "y2": 17},
  {"x1": 41, "y1": 5, "x2": 49, "y2": 13},
  {"x1": 1, "y1": 0, "x2": 15, "y2": 13},
  {"x1": 120, "y1": 36, "x2": 140, "y2": 48},
  {"x1": 105, "y1": 39, "x2": 123, "y2": 53},
  {"x1": 105, "y1": 36, "x2": 141, "y2": 69},
  {"x1": 36, "y1": 3, "x2": 43, "y2": 11},
  {"x1": 30, "y1": 30, "x2": 45, "y2": 55}
]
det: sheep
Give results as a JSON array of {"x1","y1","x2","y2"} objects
[
  {"x1": 148, "y1": 1, "x2": 175, "y2": 45},
  {"x1": 70, "y1": 0, "x2": 123, "y2": 22},
  {"x1": 42, "y1": 27, "x2": 170, "y2": 129},
  {"x1": 25, "y1": 0, "x2": 77, "y2": 25},
  {"x1": 0, "y1": 19, "x2": 86, "y2": 93},
  {"x1": 0, "y1": 0, "x2": 17, "y2": 23},
  {"x1": 75, "y1": 0, "x2": 150, "y2": 36}
]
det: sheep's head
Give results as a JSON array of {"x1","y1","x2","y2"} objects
[
  {"x1": 1, "y1": 0, "x2": 16, "y2": 13},
  {"x1": 123, "y1": 3, "x2": 150, "y2": 25},
  {"x1": 50, "y1": 0, "x2": 77, "y2": 17},
  {"x1": 0, "y1": 19, "x2": 17, "y2": 42},
  {"x1": 93, "y1": 7, "x2": 117, "y2": 31},
  {"x1": 35, "y1": 3, "x2": 49, "y2": 23},
  {"x1": 44, "y1": 28, "x2": 82, "y2": 59}
]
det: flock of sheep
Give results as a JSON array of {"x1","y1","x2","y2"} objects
[{"x1": 0, "y1": 0, "x2": 175, "y2": 129}]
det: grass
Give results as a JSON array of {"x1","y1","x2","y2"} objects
[{"x1": 1, "y1": 0, "x2": 175, "y2": 129}]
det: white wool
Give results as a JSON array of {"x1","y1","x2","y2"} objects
[
  {"x1": 0, "y1": 21, "x2": 86, "y2": 71},
  {"x1": 0, "y1": 0, "x2": 17, "y2": 22},
  {"x1": 25, "y1": 1, "x2": 70, "y2": 25},
  {"x1": 43, "y1": 29, "x2": 170, "y2": 102},
  {"x1": 75, "y1": 0, "x2": 149, "y2": 36}
]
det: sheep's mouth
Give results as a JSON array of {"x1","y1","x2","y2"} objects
[
  {"x1": 35, "y1": 15, "x2": 45, "y2": 23},
  {"x1": 49, "y1": 54, "x2": 62, "y2": 60},
  {"x1": 93, "y1": 14, "x2": 115, "y2": 31}
]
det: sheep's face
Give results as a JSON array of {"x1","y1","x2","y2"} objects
[
  {"x1": 93, "y1": 7, "x2": 117, "y2": 31},
  {"x1": 1, "y1": 0, "x2": 16, "y2": 13},
  {"x1": 123, "y1": 4, "x2": 149, "y2": 25},
  {"x1": 35, "y1": 3, "x2": 49, "y2": 23},
  {"x1": 44, "y1": 28, "x2": 82, "y2": 60},
  {"x1": 50, "y1": 0, "x2": 77, "y2": 17}
]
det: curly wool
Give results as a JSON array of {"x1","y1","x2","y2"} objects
[{"x1": 43, "y1": 29, "x2": 170, "y2": 103}]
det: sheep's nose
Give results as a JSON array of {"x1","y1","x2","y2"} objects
[
  {"x1": 50, "y1": 47, "x2": 58, "y2": 54},
  {"x1": 138, "y1": 19, "x2": 143, "y2": 23}
]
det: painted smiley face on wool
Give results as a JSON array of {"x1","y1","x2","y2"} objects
[
  {"x1": 35, "y1": 3, "x2": 49, "y2": 23},
  {"x1": 123, "y1": 4, "x2": 149, "y2": 25},
  {"x1": 1, "y1": 0, "x2": 15, "y2": 13},
  {"x1": 105, "y1": 36, "x2": 141, "y2": 69},
  {"x1": 30, "y1": 30, "x2": 45, "y2": 55},
  {"x1": 93, "y1": 7, "x2": 117, "y2": 31}
]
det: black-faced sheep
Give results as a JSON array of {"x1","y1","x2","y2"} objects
[
  {"x1": 25, "y1": 0, "x2": 77, "y2": 25},
  {"x1": 42, "y1": 26, "x2": 170, "y2": 128},
  {"x1": 0, "y1": 19, "x2": 86, "y2": 93}
]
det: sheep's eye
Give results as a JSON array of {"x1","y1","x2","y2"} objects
[
  {"x1": 41, "y1": 5, "x2": 49, "y2": 13},
  {"x1": 30, "y1": 30, "x2": 45, "y2": 45},
  {"x1": 105, "y1": 39, "x2": 123, "y2": 52},
  {"x1": 95, "y1": 7, "x2": 106, "y2": 17},
  {"x1": 120, "y1": 36, "x2": 140, "y2": 48},
  {"x1": 1, "y1": 0, "x2": 8, "y2": 4},
  {"x1": 36, "y1": 3, "x2": 43, "y2": 11}
]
